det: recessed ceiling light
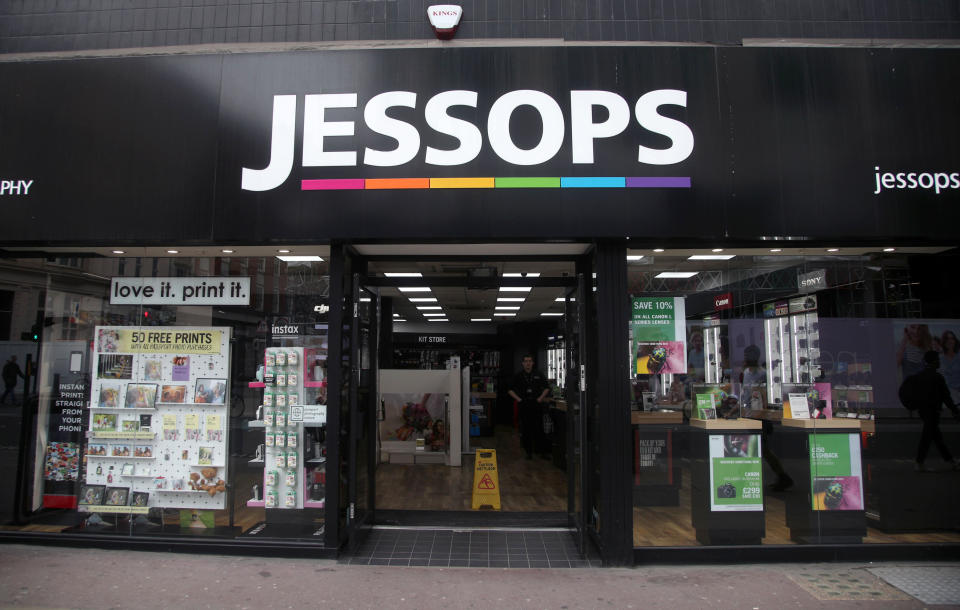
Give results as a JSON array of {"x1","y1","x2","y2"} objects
[
  {"x1": 394, "y1": 319, "x2": 407, "y2": 322},
  {"x1": 427, "y1": 319, "x2": 449, "y2": 322},
  {"x1": 826, "y1": 248, "x2": 840, "y2": 252},
  {"x1": 540, "y1": 312, "x2": 563, "y2": 317},
  {"x1": 277, "y1": 255, "x2": 323, "y2": 262},
  {"x1": 627, "y1": 255, "x2": 644, "y2": 261},
  {"x1": 499, "y1": 287, "x2": 532, "y2": 292},
  {"x1": 408, "y1": 297, "x2": 437, "y2": 302},
  {"x1": 166, "y1": 249, "x2": 179, "y2": 254},
  {"x1": 422, "y1": 312, "x2": 445, "y2": 317},
  {"x1": 221, "y1": 249, "x2": 234, "y2": 254},
  {"x1": 417, "y1": 306, "x2": 442, "y2": 310},
  {"x1": 384, "y1": 272, "x2": 423, "y2": 277},
  {"x1": 769, "y1": 248, "x2": 782, "y2": 253},
  {"x1": 883, "y1": 247, "x2": 896, "y2": 252},
  {"x1": 655, "y1": 271, "x2": 698, "y2": 279},
  {"x1": 277, "y1": 249, "x2": 291, "y2": 254},
  {"x1": 494, "y1": 313, "x2": 516, "y2": 317},
  {"x1": 653, "y1": 248, "x2": 665, "y2": 253},
  {"x1": 111, "y1": 250, "x2": 125, "y2": 254},
  {"x1": 495, "y1": 306, "x2": 520, "y2": 310},
  {"x1": 688, "y1": 254, "x2": 735, "y2": 260},
  {"x1": 502, "y1": 272, "x2": 541, "y2": 278},
  {"x1": 711, "y1": 248, "x2": 724, "y2": 253},
  {"x1": 392, "y1": 313, "x2": 399, "y2": 317},
  {"x1": 471, "y1": 318, "x2": 492, "y2": 322},
  {"x1": 497, "y1": 297, "x2": 525, "y2": 302},
  {"x1": 398, "y1": 287, "x2": 431, "y2": 292},
  {"x1": 360, "y1": 297, "x2": 371, "y2": 302},
  {"x1": 555, "y1": 297, "x2": 576, "y2": 302}
]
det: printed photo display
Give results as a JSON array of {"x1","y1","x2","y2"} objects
[
  {"x1": 88, "y1": 325, "x2": 231, "y2": 512},
  {"x1": 124, "y1": 383, "x2": 157, "y2": 409},
  {"x1": 194, "y1": 379, "x2": 226, "y2": 404}
]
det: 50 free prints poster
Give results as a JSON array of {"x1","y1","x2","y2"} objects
[
  {"x1": 709, "y1": 434, "x2": 763, "y2": 512},
  {"x1": 631, "y1": 297, "x2": 687, "y2": 375}
]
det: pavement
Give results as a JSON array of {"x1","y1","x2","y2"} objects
[{"x1": 1, "y1": 543, "x2": 958, "y2": 609}]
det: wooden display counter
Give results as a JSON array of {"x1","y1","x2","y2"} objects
[
  {"x1": 632, "y1": 411, "x2": 683, "y2": 425},
  {"x1": 781, "y1": 418, "x2": 861, "y2": 429},
  {"x1": 690, "y1": 418, "x2": 762, "y2": 430}
]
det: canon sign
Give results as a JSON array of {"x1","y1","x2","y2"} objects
[{"x1": 241, "y1": 89, "x2": 694, "y2": 191}]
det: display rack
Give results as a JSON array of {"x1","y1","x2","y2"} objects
[
  {"x1": 84, "y1": 326, "x2": 232, "y2": 512},
  {"x1": 764, "y1": 296, "x2": 821, "y2": 406},
  {"x1": 248, "y1": 347, "x2": 327, "y2": 510}
]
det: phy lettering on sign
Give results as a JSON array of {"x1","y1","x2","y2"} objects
[
  {"x1": 0, "y1": 179, "x2": 33, "y2": 196},
  {"x1": 111, "y1": 277, "x2": 250, "y2": 306}
]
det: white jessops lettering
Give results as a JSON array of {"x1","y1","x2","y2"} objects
[
  {"x1": 570, "y1": 91, "x2": 630, "y2": 164},
  {"x1": 363, "y1": 91, "x2": 420, "y2": 167},
  {"x1": 241, "y1": 95, "x2": 296, "y2": 192},
  {"x1": 303, "y1": 93, "x2": 358, "y2": 167},
  {"x1": 873, "y1": 166, "x2": 960, "y2": 195},
  {"x1": 487, "y1": 90, "x2": 565, "y2": 166},
  {"x1": 424, "y1": 90, "x2": 482, "y2": 166},
  {"x1": 0, "y1": 179, "x2": 34, "y2": 195},
  {"x1": 634, "y1": 89, "x2": 694, "y2": 165}
]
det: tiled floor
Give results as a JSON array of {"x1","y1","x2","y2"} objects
[
  {"x1": 868, "y1": 566, "x2": 960, "y2": 605},
  {"x1": 343, "y1": 528, "x2": 599, "y2": 568}
]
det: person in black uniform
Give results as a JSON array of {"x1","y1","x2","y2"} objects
[{"x1": 508, "y1": 354, "x2": 550, "y2": 459}]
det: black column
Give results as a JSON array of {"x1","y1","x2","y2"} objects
[
  {"x1": 324, "y1": 243, "x2": 345, "y2": 550},
  {"x1": 594, "y1": 241, "x2": 633, "y2": 566},
  {"x1": 379, "y1": 297, "x2": 394, "y2": 369}
]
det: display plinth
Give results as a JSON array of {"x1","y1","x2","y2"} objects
[
  {"x1": 633, "y1": 416, "x2": 683, "y2": 506},
  {"x1": 689, "y1": 422, "x2": 765, "y2": 545},
  {"x1": 779, "y1": 423, "x2": 867, "y2": 544}
]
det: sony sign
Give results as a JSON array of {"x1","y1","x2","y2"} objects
[
  {"x1": 797, "y1": 269, "x2": 827, "y2": 293},
  {"x1": 241, "y1": 89, "x2": 695, "y2": 191}
]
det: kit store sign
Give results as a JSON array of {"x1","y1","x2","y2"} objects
[
  {"x1": 797, "y1": 269, "x2": 827, "y2": 293},
  {"x1": 111, "y1": 277, "x2": 250, "y2": 306},
  {"x1": 713, "y1": 292, "x2": 733, "y2": 311}
]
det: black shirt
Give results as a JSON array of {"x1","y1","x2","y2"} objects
[
  {"x1": 510, "y1": 369, "x2": 548, "y2": 404},
  {"x1": 914, "y1": 367, "x2": 959, "y2": 417}
]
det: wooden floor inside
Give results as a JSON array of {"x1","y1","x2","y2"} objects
[
  {"x1": 375, "y1": 425, "x2": 567, "y2": 511},
  {"x1": 633, "y1": 461, "x2": 960, "y2": 546}
]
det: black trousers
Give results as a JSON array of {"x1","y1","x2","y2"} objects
[
  {"x1": 519, "y1": 402, "x2": 542, "y2": 457},
  {"x1": 917, "y1": 411, "x2": 953, "y2": 464}
]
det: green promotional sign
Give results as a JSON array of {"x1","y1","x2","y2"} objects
[
  {"x1": 810, "y1": 434, "x2": 851, "y2": 477},
  {"x1": 631, "y1": 297, "x2": 687, "y2": 375},
  {"x1": 809, "y1": 433, "x2": 864, "y2": 511},
  {"x1": 708, "y1": 434, "x2": 764, "y2": 512}
]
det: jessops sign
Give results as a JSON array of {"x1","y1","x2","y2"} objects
[{"x1": 241, "y1": 89, "x2": 695, "y2": 191}]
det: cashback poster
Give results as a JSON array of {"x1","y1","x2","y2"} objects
[
  {"x1": 810, "y1": 433, "x2": 864, "y2": 511},
  {"x1": 709, "y1": 434, "x2": 763, "y2": 512},
  {"x1": 631, "y1": 297, "x2": 687, "y2": 375}
]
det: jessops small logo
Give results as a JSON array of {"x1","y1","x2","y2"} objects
[
  {"x1": 0, "y1": 179, "x2": 33, "y2": 196},
  {"x1": 873, "y1": 166, "x2": 960, "y2": 195}
]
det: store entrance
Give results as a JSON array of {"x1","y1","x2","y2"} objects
[{"x1": 348, "y1": 246, "x2": 590, "y2": 533}]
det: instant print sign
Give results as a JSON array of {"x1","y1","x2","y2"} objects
[
  {"x1": 632, "y1": 297, "x2": 687, "y2": 375},
  {"x1": 110, "y1": 277, "x2": 250, "y2": 306},
  {"x1": 810, "y1": 434, "x2": 864, "y2": 511},
  {"x1": 708, "y1": 434, "x2": 763, "y2": 512}
]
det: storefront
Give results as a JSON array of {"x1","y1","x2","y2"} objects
[{"x1": 1, "y1": 45, "x2": 959, "y2": 565}]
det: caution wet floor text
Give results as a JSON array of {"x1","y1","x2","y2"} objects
[{"x1": 471, "y1": 449, "x2": 501, "y2": 510}]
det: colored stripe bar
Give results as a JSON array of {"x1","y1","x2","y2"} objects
[
  {"x1": 365, "y1": 178, "x2": 430, "y2": 189},
  {"x1": 495, "y1": 177, "x2": 561, "y2": 188},
  {"x1": 430, "y1": 177, "x2": 495, "y2": 189},
  {"x1": 302, "y1": 179, "x2": 365, "y2": 190},
  {"x1": 560, "y1": 176, "x2": 626, "y2": 188},
  {"x1": 626, "y1": 176, "x2": 691, "y2": 188}
]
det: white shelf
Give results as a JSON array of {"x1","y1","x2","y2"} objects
[
  {"x1": 307, "y1": 458, "x2": 326, "y2": 464},
  {"x1": 155, "y1": 489, "x2": 216, "y2": 494},
  {"x1": 248, "y1": 458, "x2": 264, "y2": 464},
  {"x1": 121, "y1": 474, "x2": 155, "y2": 478},
  {"x1": 189, "y1": 463, "x2": 225, "y2": 468},
  {"x1": 89, "y1": 407, "x2": 157, "y2": 411},
  {"x1": 157, "y1": 402, "x2": 227, "y2": 407},
  {"x1": 87, "y1": 455, "x2": 155, "y2": 460}
]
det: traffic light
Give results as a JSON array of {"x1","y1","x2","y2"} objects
[{"x1": 20, "y1": 323, "x2": 41, "y2": 342}]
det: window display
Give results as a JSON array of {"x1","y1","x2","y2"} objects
[{"x1": 81, "y1": 326, "x2": 232, "y2": 514}]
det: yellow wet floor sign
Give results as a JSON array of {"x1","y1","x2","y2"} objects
[{"x1": 471, "y1": 449, "x2": 501, "y2": 510}]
